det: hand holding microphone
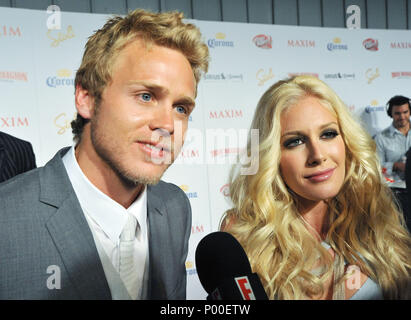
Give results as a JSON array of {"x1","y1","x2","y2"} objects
[{"x1": 195, "y1": 231, "x2": 268, "y2": 300}]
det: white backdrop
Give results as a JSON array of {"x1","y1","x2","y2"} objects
[{"x1": 1, "y1": 7, "x2": 411, "y2": 299}]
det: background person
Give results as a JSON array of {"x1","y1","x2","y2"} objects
[
  {"x1": 374, "y1": 95, "x2": 411, "y2": 183},
  {"x1": 222, "y1": 76, "x2": 411, "y2": 300},
  {"x1": 0, "y1": 131, "x2": 36, "y2": 183}
]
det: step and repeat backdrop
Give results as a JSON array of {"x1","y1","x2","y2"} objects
[{"x1": 1, "y1": 7, "x2": 411, "y2": 299}]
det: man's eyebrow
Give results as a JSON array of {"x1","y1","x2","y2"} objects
[
  {"x1": 282, "y1": 121, "x2": 338, "y2": 137},
  {"x1": 126, "y1": 80, "x2": 169, "y2": 94},
  {"x1": 127, "y1": 80, "x2": 195, "y2": 106},
  {"x1": 175, "y1": 96, "x2": 196, "y2": 107}
]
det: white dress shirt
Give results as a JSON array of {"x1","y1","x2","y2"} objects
[
  {"x1": 62, "y1": 146, "x2": 149, "y2": 299},
  {"x1": 374, "y1": 123, "x2": 411, "y2": 183}
]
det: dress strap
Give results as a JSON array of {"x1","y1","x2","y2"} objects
[{"x1": 332, "y1": 253, "x2": 345, "y2": 300}]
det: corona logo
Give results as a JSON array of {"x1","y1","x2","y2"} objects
[
  {"x1": 56, "y1": 69, "x2": 71, "y2": 77},
  {"x1": 179, "y1": 184, "x2": 198, "y2": 199},
  {"x1": 208, "y1": 32, "x2": 234, "y2": 48},
  {"x1": 327, "y1": 37, "x2": 348, "y2": 51}
]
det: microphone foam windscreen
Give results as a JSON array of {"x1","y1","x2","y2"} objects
[{"x1": 195, "y1": 231, "x2": 252, "y2": 294}]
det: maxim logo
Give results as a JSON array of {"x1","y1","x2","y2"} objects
[
  {"x1": 0, "y1": 71, "x2": 28, "y2": 82},
  {"x1": 0, "y1": 26, "x2": 21, "y2": 37},
  {"x1": 209, "y1": 110, "x2": 243, "y2": 119},
  {"x1": 288, "y1": 40, "x2": 315, "y2": 48},
  {"x1": 390, "y1": 42, "x2": 411, "y2": 49},
  {"x1": 253, "y1": 34, "x2": 272, "y2": 49},
  {"x1": 207, "y1": 32, "x2": 234, "y2": 48},
  {"x1": 179, "y1": 149, "x2": 200, "y2": 158},
  {"x1": 191, "y1": 225, "x2": 204, "y2": 234},
  {"x1": 1, "y1": 117, "x2": 29, "y2": 128}
]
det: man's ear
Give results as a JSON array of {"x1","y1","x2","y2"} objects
[{"x1": 75, "y1": 84, "x2": 95, "y2": 119}]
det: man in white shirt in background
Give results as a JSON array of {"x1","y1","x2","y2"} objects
[
  {"x1": 374, "y1": 95, "x2": 411, "y2": 182},
  {"x1": 374, "y1": 95, "x2": 411, "y2": 231}
]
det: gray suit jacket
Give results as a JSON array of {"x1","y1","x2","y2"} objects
[{"x1": 0, "y1": 148, "x2": 191, "y2": 300}]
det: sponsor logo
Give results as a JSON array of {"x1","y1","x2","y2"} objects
[
  {"x1": 363, "y1": 38, "x2": 378, "y2": 51},
  {"x1": 288, "y1": 40, "x2": 315, "y2": 48},
  {"x1": 209, "y1": 109, "x2": 243, "y2": 119},
  {"x1": 207, "y1": 32, "x2": 234, "y2": 48},
  {"x1": 253, "y1": 34, "x2": 272, "y2": 49},
  {"x1": 0, "y1": 71, "x2": 28, "y2": 82},
  {"x1": 54, "y1": 112, "x2": 76, "y2": 135},
  {"x1": 46, "y1": 69, "x2": 74, "y2": 88},
  {"x1": 256, "y1": 68, "x2": 274, "y2": 86},
  {"x1": 47, "y1": 25, "x2": 75, "y2": 47},
  {"x1": 220, "y1": 184, "x2": 230, "y2": 197},
  {"x1": 365, "y1": 100, "x2": 385, "y2": 113},
  {"x1": 392, "y1": 71, "x2": 411, "y2": 79},
  {"x1": 365, "y1": 68, "x2": 380, "y2": 84},
  {"x1": 346, "y1": 104, "x2": 355, "y2": 113},
  {"x1": 179, "y1": 184, "x2": 198, "y2": 199},
  {"x1": 288, "y1": 72, "x2": 319, "y2": 78},
  {"x1": 0, "y1": 26, "x2": 21, "y2": 37},
  {"x1": 390, "y1": 42, "x2": 411, "y2": 49},
  {"x1": 210, "y1": 147, "x2": 242, "y2": 158},
  {"x1": 1, "y1": 116, "x2": 29, "y2": 128},
  {"x1": 185, "y1": 261, "x2": 197, "y2": 276},
  {"x1": 179, "y1": 149, "x2": 200, "y2": 159},
  {"x1": 191, "y1": 225, "x2": 205, "y2": 234},
  {"x1": 203, "y1": 73, "x2": 243, "y2": 82},
  {"x1": 235, "y1": 276, "x2": 256, "y2": 300},
  {"x1": 324, "y1": 72, "x2": 355, "y2": 80},
  {"x1": 327, "y1": 37, "x2": 348, "y2": 51}
]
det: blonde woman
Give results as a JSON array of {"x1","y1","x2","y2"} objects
[{"x1": 222, "y1": 76, "x2": 411, "y2": 300}]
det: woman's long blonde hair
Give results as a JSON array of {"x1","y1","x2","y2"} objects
[{"x1": 224, "y1": 76, "x2": 411, "y2": 299}]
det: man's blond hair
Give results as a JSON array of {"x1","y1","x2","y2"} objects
[{"x1": 72, "y1": 9, "x2": 209, "y2": 142}]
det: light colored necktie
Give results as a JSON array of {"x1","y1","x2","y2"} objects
[{"x1": 119, "y1": 212, "x2": 139, "y2": 300}]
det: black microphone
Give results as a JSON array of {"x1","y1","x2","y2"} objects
[{"x1": 195, "y1": 231, "x2": 268, "y2": 300}]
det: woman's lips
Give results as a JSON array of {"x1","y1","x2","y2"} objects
[{"x1": 305, "y1": 168, "x2": 335, "y2": 182}]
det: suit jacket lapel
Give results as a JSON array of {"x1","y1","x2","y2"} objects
[
  {"x1": 40, "y1": 148, "x2": 111, "y2": 299},
  {"x1": 147, "y1": 188, "x2": 170, "y2": 299}
]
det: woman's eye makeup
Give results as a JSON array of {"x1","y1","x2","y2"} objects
[{"x1": 283, "y1": 128, "x2": 339, "y2": 148}]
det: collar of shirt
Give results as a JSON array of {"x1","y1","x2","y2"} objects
[
  {"x1": 389, "y1": 122, "x2": 409, "y2": 137},
  {"x1": 62, "y1": 146, "x2": 147, "y2": 244}
]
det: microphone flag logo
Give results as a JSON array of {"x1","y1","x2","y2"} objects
[{"x1": 234, "y1": 276, "x2": 256, "y2": 300}]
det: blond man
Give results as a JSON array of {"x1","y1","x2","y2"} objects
[{"x1": 0, "y1": 9, "x2": 208, "y2": 300}]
